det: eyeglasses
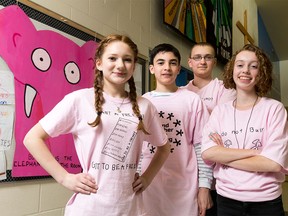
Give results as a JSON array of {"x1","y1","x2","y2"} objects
[{"x1": 190, "y1": 55, "x2": 215, "y2": 62}]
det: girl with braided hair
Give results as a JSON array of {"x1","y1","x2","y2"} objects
[{"x1": 24, "y1": 34, "x2": 170, "y2": 216}]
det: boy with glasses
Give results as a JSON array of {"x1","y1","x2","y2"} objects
[
  {"x1": 184, "y1": 42, "x2": 236, "y2": 215},
  {"x1": 185, "y1": 42, "x2": 236, "y2": 113}
]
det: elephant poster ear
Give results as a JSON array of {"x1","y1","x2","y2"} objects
[
  {"x1": 79, "y1": 40, "x2": 98, "y2": 86},
  {"x1": 0, "y1": 5, "x2": 36, "y2": 69}
]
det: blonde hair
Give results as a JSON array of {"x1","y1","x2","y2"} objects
[{"x1": 88, "y1": 34, "x2": 149, "y2": 134}]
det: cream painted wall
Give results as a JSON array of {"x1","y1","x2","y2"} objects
[
  {"x1": 0, "y1": 0, "x2": 287, "y2": 215},
  {"x1": 0, "y1": 179, "x2": 72, "y2": 216},
  {"x1": 232, "y1": 0, "x2": 258, "y2": 52}
]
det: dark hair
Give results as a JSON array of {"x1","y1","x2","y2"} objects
[
  {"x1": 149, "y1": 43, "x2": 181, "y2": 65},
  {"x1": 190, "y1": 42, "x2": 216, "y2": 57},
  {"x1": 223, "y1": 44, "x2": 273, "y2": 97},
  {"x1": 88, "y1": 34, "x2": 149, "y2": 134}
]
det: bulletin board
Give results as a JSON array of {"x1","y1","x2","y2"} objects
[{"x1": 0, "y1": 0, "x2": 146, "y2": 182}]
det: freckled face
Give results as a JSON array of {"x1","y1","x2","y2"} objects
[{"x1": 96, "y1": 41, "x2": 135, "y2": 88}]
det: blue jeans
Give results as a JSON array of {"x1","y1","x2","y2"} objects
[{"x1": 217, "y1": 194, "x2": 285, "y2": 216}]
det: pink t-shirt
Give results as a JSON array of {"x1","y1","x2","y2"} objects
[
  {"x1": 40, "y1": 88, "x2": 168, "y2": 216},
  {"x1": 141, "y1": 88, "x2": 210, "y2": 216},
  {"x1": 201, "y1": 97, "x2": 288, "y2": 202},
  {"x1": 184, "y1": 78, "x2": 236, "y2": 112}
]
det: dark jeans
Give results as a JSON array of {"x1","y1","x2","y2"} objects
[
  {"x1": 206, "y1": 190, "x2": 217, "y2": 216},
  {"x1": 217, "y1": 194, "x2": 285, "y2": 216}
]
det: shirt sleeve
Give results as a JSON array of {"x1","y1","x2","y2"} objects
[
  {"x1": 40, "y1": 92, "x2": 77, "y2": 137},
  {"x1": 143, "y1": 100, "x2": 168, "y2": 147},
  {"x1": 195, "y1": 142, "x2": 213, "y2": 188},
  {"x1": 218, "y1": 85, "x2": 236, "y2": 105},
  {"x1": 260, "y1": 102, "x2": 288, "y2": 173}
]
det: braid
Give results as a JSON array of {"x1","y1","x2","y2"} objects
[
  {"x1": 128, "y1": 77, "x2": 149, "y2": 135},
  {"x1": 88, "y1": 34, "x2": 140, "y2": 129},
  {"x1": 88, "y1": 70, "x2": 105, "y2": 127}
]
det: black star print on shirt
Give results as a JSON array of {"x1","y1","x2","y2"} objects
[
  {"x1": 159, "y1": 111, "x2": 165, "y2": 118},
  {"x1": 148, "y1": 110, "x2": 183, "y2": 155}
]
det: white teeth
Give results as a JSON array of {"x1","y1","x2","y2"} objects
[
  {"x1": 239, "y1": 77, "x2": 251, "y2": 80},
  {"x1": 25, "y1": 85, "x2": 37, "y2": 118}
]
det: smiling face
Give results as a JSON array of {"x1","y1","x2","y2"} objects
[
  {"x1": 96, "y1": 41, "x2": 136, "y2": 91},
  {"x1": 150, "y1": 51, "x2": 180, "y2": 90},
  {"x1": 233, "y1": 50, "x2": 259, "y2": 93}
]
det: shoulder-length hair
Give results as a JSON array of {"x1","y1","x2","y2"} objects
[{"x1": 223, "y1": 44, "x2": 273, "y2": 97}]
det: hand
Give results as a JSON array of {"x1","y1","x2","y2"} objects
[
  {"x1": 61, "y1": 173, "x2": 98, "y2": 195},
  {"x1": 198, "y1": 188, "x2": 213, "y2": 216},
  {"x1": 209, "y1": 132, "x2": 223, "y2": 146},
  {"x1": 132, "y1": 172, "x2": 148, "y2": 193}
]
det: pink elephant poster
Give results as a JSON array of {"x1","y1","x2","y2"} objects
[{"x1": 0, "y1": 5, "x2": 98, "y2": 177}]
